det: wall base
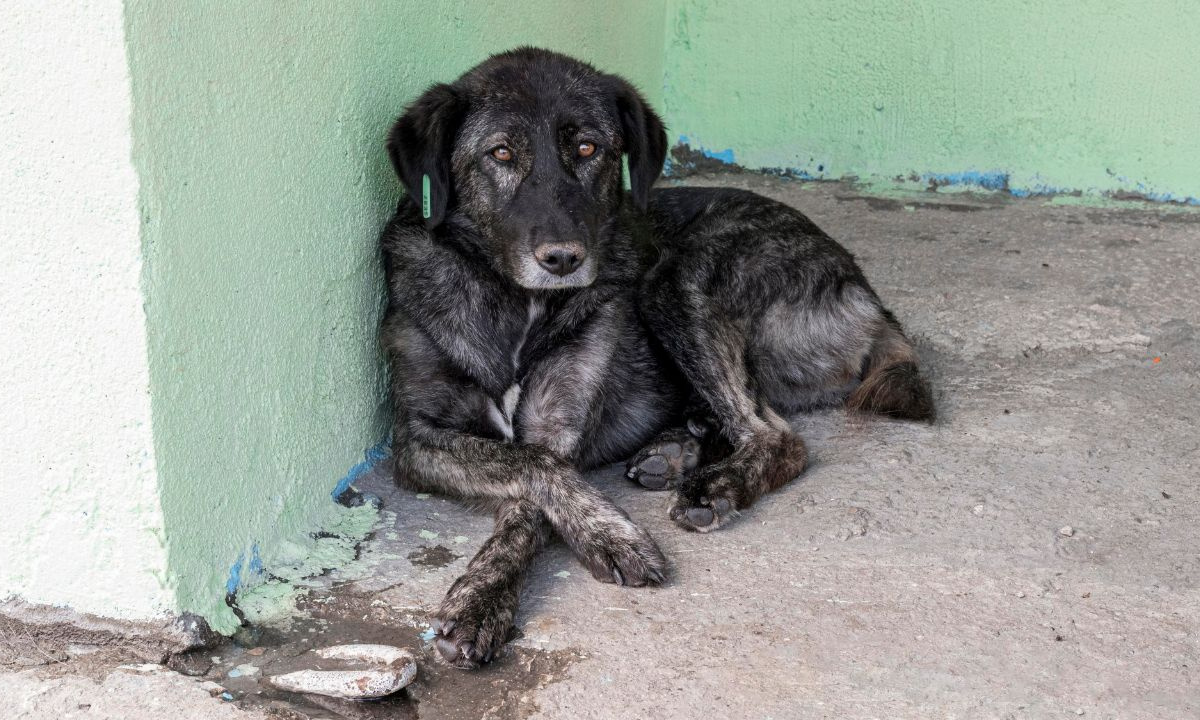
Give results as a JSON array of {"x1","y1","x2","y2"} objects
[{"x1": 0, "y1": 600, "x2": 220, "y2": 666}]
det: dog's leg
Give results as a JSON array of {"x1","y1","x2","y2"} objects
[
  {"x1": 434, "y1": 499, "x2": 549, "y2": 668},
  {"x1": 390, "y1": 304, "x2": 667, "y2": 669},
  {"x1": 641, "y1": 276, "x2": 808, "y2": 532},
  {"x1": 396, "y1": 434, "x2": 666, "y2": 586},
  {"x1": 671, "y1": 405, "x2": 808, "y2": 532},
  {"x1": 390, "y1": 312, "x2": 667, "y2": 587},
  {"x1": 400, "y1": 422, "x2": 664, "y2": 671}
]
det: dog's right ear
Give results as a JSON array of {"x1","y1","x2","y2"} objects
[{"x1": 386, "y1": 83, "x2": 465, "y2": 229}]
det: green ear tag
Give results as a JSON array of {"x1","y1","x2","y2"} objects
[{"x1": 421, "y1": 174, "x2": 432, "y2": 219}]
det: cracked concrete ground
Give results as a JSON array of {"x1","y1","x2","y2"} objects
[{"x1": 5, "y1": 175, "x2": 1198, "y2": 719}]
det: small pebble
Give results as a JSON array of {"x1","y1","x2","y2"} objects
[
  {"x1": 166, "y1": 652, "x2": 212, "y2": 677},
  {"x1": 416, "y1": 493, "x2": 431, "y2": 500},
  {"x1": 247, "y1": 647, "x2": 265, "y2": 656},
  {"x1": 418, "y1": 529, "x2": 439, "y2": 541},
  {"x1": 1059, "y1": 526, "x2": 1075, "y2": 537},
  {"x1": 1016, "y1": 591, "x2": 1026, "y2": 598},
  {"x1": 972, "y1": 504, "x2": 985, "y2": 516},
  {"x1": 554, "y1": 570, "x2": 571, "y2": 578},
  {"x1": 220, "y1": 692, "x2": 234, "y2": 702}
]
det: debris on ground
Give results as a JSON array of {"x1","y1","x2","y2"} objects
[{"x1": 266, "y1": 644, "x2": 417, "y2": 700}]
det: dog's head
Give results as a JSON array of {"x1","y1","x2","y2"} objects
[{"x1": 387, "y1": 48, "x2": 667, "y2": 290}]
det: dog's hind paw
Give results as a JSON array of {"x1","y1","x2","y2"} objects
[
  {"x1": 668, "y1": 429, "x2": 807, "y2": 532},
  {"x1": 625, "y1": 430, "x2": 701, "y2": 490},
  {"x1": 669, "y1": 490, "x2": 738, "y2": 533}
]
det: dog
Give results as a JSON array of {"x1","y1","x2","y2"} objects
[{"x1": 379, "y1": 47, "x2": 934, "y2": 669}]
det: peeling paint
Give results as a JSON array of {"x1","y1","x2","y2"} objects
[{"x1": 924, "y1": 171, "x2": 1010, "y2": 193}]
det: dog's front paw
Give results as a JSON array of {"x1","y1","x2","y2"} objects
[
  {"x1": 574, "y1": 514, "x2": 668, "y2": 587},
  {"x1": 625, "y1": 430, "x2": 701, "y2": 490},
  {"x1": 433, "y1": 577, "x2": 517, "y2": 670}
]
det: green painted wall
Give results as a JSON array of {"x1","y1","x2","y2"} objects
[
  {"x1": 664, "y1": 1, "x2": 1200, "y2": 203},
  {"x1": 124, "y1": 1, "x2": 666, "y2": 631}
]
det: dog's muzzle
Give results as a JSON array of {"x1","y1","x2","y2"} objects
[{"x1": 513, "y1": 243, "x2": 597, "y2": 289}]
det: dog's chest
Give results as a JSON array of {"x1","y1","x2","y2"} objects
[{"x1": 484, "y1": 298, "x2": 544, "y2": 441}]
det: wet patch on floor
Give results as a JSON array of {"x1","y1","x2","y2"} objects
[
  {"x1": 188, "y1": 592, "x2": 580, "y2": 719},
  {"x1": 406, "y1": 546, "x2": 462, "y2": 570}
]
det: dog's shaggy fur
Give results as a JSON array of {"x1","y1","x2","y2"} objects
[{"x1": 380, "y1": 48, "x2": 934, "y2": 668}]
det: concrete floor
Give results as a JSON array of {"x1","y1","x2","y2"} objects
[{"x1": 5, "y1": 176, "x2": 1199, "y2": 719}]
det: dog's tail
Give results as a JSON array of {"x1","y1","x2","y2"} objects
[{"x1": 846, "y1": 311, "x2": 936, "y2": 422}]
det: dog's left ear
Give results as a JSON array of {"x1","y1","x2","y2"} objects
[
  {"x1": 609, "y1": 79, "x2": 667, "y2": 210},
  {"x1": 386, "y1": 83, "x2": 466, "y2": 228}
]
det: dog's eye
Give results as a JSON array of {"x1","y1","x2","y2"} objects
[
  {"x1": 491, "y1": 146, "x2": 513, "y2": 162},
  {"x1": 576, "y1": 141, "x2": 596, "y2": 158}
]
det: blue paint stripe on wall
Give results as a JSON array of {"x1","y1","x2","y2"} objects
[
  {"x1": 248, "y1": 543, "x2": 263, "y2": 575},
  {"x1": 331, "y1": 440, "x2": 391, "y2": 501},
  {"x1": 666, "y1": 142, "x2": 1200, "y2": 206},
  {"x1": 676, "y1": 134, "x2": 737, "y2": 164},
  {"x1": 924, "y1": 170, "x2": 1010, "y2": 192},
  {"x1": 225, "y1": 553, "x2": 244, "y2": 595}
]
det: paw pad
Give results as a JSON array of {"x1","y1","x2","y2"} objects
[
  {"x1": 626, "y1": 435, "x2": 701, "y2": 490},
  {"x1": 672, "y1": 495, "x2": 736, "y2": 532}
]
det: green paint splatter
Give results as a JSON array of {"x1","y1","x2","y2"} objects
[{"x1": 229, "y1": 502, "x2": 380, "y2": 628}]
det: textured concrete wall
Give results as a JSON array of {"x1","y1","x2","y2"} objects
[
  {"x1": 0, "y1": 1, "x2": 176, "y2": 620},
  {"x1": 664, "y1": 1, "x2": 1200, "y2": 202},
  {"x1": 123, "y1": 1, "x2": 666, "y2": 631}
]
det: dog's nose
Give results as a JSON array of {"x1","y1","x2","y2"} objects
[{"x1": 533, "y1": 243, "x2": 586, "y2": 276}]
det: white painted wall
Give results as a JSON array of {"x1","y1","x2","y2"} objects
[{"x1": 0, "y1": 1, "x2": 177, "y2": 620}]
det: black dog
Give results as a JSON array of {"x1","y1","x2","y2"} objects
[{"x1": 380, "y1": 48, "x2": 934, "y2": 668}]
